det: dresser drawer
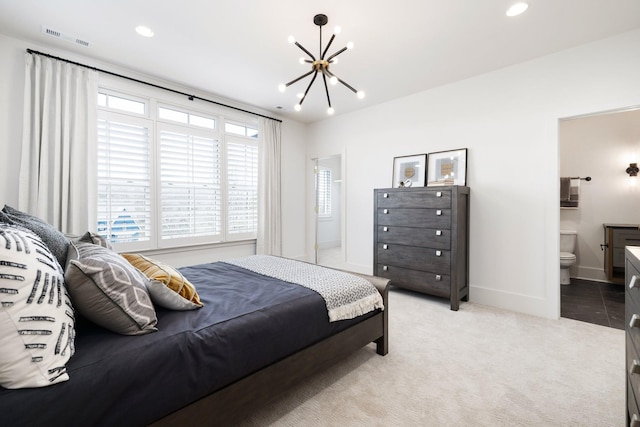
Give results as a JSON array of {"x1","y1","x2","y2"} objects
[
  {"x1": 377, "y1": 226, "x2": 450, "y2": 249},
  {"x1": 627, "y1": 258, "x2": 640, "y2": 311},
  {"x1": 628, "y1": 333, "x2": 640, "y2": 403},
  {"x1": 377, "y1": 208, "x2": 451, "y2": 229},
  {"x1": 627, "y1": 302, "x2": 640, "y2": 358},
  {"x1": 376, "y1": 264, "x2": 450, "y2": 297},
  {"x1": 614, "y1": 228, "x2": 640, "y2": 248},
  {"x1": 629, "y1": 375, "x2": 640, "y2": 427},
  {"x1": 377, "y1": 243, "x2": 450, "y2": 274},
  {"x1": 376, "y1": 189, "x2": 451, "y2": 209}
]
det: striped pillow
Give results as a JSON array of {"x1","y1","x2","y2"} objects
[{"x1": 0, "y1": 224, "x2": 75, "y2": 389}]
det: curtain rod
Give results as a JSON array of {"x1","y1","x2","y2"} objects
[{"x1": 26, "y1": 48, "x2": 282, "y2": 123}]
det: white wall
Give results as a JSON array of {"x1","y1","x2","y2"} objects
[
  {"x1": 0, "y1": 33, "x2": 309, "y2": 264},
  {"x1": 306, "y1": 29, "x2": 640, "y2": 319},
  {"x1": 560, "y1": 109, "x2": 640, "y2": 282}
]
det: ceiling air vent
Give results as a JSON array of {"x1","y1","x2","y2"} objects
[{"x1": 41, "y1": 25, "x2": 92, "y2": 48}]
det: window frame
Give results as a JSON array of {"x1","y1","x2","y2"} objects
[{"x1": 96, "y1": 85, "x2": 260, "y2": 252}]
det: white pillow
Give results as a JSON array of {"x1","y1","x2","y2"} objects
[{"x1": 0, "y1": 224, "x2": 75, "y2": 389}]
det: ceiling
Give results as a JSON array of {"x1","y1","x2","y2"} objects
[{"x1": 0, "y1": 1, "x2": 639, "y2": 123}]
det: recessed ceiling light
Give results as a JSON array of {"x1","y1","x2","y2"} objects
[
  {"x1": 506, "y1": 2, "x2": 529, "y2": 17},
  {"x1": 135, "y1": 25, "x2": 154, "y2": 37}
]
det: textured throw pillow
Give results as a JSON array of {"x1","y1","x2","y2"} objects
[
  {"x1": 0, "y1": 224, "x2": 75, "y2": 389},
  {"x1": 65, "y1": 241, "x2": 157, "y2": 335},
  {"x1": 1, "y1": 205, "x2": 70, "y2": 268},
  {"x1": 122, "y1": 253, "x2": 203, "y2": 311},
  {"x1": 77, "y1": 230, "x2": 113, "y2": 250}
]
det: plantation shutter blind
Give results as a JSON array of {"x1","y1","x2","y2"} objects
[
  {"x1": 97, "y1": 116, "x2": 152, "y2": 244},
  {"x1": 227, "y1": 137, "x2": 258, "y2": 239},
  {"x1": 159, "y1": 125, "x2": 222, "y2": 244},
  {"x1": 318, "y1": 168, "x2": 332, "y2": 216}
]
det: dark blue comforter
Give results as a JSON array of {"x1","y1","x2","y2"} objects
[{"x1": 0, "y1": 261, "x2": 371, "y2": 426}]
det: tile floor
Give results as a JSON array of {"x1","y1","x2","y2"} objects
[{"x1": 560, "y1": 278, "x2": 625, "y2": 330}]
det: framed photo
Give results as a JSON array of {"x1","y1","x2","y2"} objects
[
  {"x1": 392, "y1": 154, "x2": 427, "y2": 188},
  {"x1": 427, "y1": 148, "x2": 467, "y2": 186}
]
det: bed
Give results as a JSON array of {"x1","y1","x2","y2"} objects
[{"x1": 0, "y1": 237, "x2": 389, "y2": 427}]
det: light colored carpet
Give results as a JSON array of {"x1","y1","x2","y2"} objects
[{"x1": 237, "y1": 288, "x2": 624, "y2": 426}]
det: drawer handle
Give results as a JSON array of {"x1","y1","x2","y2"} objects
[
  {"x1": 382, "y1": 265, "x2": 388, "y2": 271},
  {"x1": 383, "y1": 244, "x2": 388, "y2": 250},
  {"x1": 383, "y1": 209, "x2": 389, "y2": 214},
  {"x1": 630, "y1": 359, "x2": 640, "y2": 375},
  {"x1": 631, "y1": 314, "x2": 640, "y2": 329},
  {"x1": 436, "y1": 191, "x2": 442, "y2": 198},
  {"x1": 435, "y1": 274, "x2": 441, "y2": 281},
  {"x1": 631, "y1": 275, "x2": 640, "y2": 289},
  {"x1": 435, "y1": 250, "x2": 442, "y2": 257},
  {"x1": 383, "y1": 193, "x2": 389, "y2": 198},
  {"x1": 436, "y1": 210, "x2": 442, "y2": 216},
  {"x1": 383, "y1": 227, "x2": 388, "y2": 232},
  {"x1": 436, "y1": 230, "x2": 442, "y2": 236},
  {"x1": 632, "y1": 414, "x2": 640, "y2": 427}
]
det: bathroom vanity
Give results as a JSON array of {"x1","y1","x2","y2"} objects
[
  {"x1": 373, "y1": 186, "x2": 469, "y2": 310},
  {"x1": 603, "y1": 224, "x2": 640, "y2": 284}
]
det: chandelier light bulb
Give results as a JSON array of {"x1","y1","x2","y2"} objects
[
  {"x1": 296, "y1": 92, "x2": 304, "y2": 99},
  {"x1": 278, "y1": 84, "x2": 286, "y2": 92},
  {"x1": 294, "y1": 104, "x2": 302, "y2": 112},
  {"x1": 327, "y1": 107, "x2": 335, "y2": 115},
  {"x1": 357, "y1": 91, "x2": 365, "y2": 99},
  {"x1": 299, "y1": 57, "x2": 306, "y2": 64},
  {"x1": 334, "y1": 26, "x2": 342, "y2": 35},
  {"x1": 287, "y1": 35, "x2": 296, "y2": 44},
  {"x1": 330, "y1": 76, "x2": 338, "y2": 85},
  {"x1": 347, "y1": 42, "x2": 354, "y2": 50},
  {"x1": 331, "y1": 57, "x2": 339, "y2": 65}
]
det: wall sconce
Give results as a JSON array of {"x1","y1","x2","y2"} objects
[{"x1": 627, "y1": 163, "x2": 639, "y2": 177}]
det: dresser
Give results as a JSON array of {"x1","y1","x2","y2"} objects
[
  {"x1": 604, "y1": 224, "x2": 640, "y2": 284},
  {"x1": 626, "y1": 246, "x2": 640, "y2": 425},
  {"x1": 373, "y1": 186, "x2": 470, "y2": 310}
]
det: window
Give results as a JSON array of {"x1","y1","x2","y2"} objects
[
  {"x1": 158, "y1": 123, "x2": 222, "y2": 246},
  {"x1": 97, "y1": 89, "x2": 259, "y2": 250},
  {"x1": 227, "y1": 136, "x2": 258, "y2": 238},
  {"x1": 317, "y1": 168, "x2": 332, "y2": 217},
  {"x1": 97, "y1": 112, "x2": 152, "y2": 246}
]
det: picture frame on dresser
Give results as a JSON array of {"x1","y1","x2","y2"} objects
[
  {"x1": 427, "y1": 148, "x2": 467, "y2": 187},
  {"x1": 392, "y1": 154, "x2": 426, "y2": 188}
]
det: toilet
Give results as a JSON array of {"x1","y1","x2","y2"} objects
[{"x1": 560, "y1": 230, "x2": 577, "y2": 285}]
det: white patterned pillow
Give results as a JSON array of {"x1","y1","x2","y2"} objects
[
  {"x1": 0, "y1": 224, "x2": 75, "y2": 389},
  {"x1": 64, "y1": 241, "x2": 157, "y2": 335}
]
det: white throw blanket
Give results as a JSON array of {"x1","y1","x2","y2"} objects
[{"x1": 222, "y1": 255, "x2": 384, "y2": 322}]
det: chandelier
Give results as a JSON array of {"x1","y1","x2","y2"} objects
[{"x1": 278, "y1": 14, "x2": 365, "y2": 115}]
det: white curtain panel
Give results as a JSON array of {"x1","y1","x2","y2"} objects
[
  {"x1": 19, "y1": 53, "x2": 98, "y2": 234},
  {"x1": 257, "y1": 118, "x2": 282, "y2": 256}
]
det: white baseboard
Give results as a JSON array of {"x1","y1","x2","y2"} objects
[
  {"x1": 469, "y1": 285, "x2": 556, "y2": 319},
  {"x1": 572, "y1": 265, "x2": 607, "y2": 282}
]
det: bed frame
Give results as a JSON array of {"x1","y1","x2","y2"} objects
[{"x1": 149, "y1": 274, "x2": 389, "y2": 426}]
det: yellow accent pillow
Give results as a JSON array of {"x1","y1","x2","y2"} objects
[{"x1": 122, "y1": 254, "x2": 203, "y2": 311}]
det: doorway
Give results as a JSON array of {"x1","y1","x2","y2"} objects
[
  {"x1": 558, "y1": 106, "x2": 640, "y2": 326},
  {"x1": 313, "y1": 154, "x2": 345, "y2": 268}
]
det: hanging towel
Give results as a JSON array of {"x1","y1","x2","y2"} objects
[
  {"x1": 560, "y1": 177, "x2": 580, "y2": 208},
  {"x1": 560, "y1": 177, "x2": 571, "y2": 201}
]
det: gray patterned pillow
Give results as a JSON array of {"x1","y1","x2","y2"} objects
[
  {"x1": 1, "y1": 205, "x2": 70, "y2": 268},
  {"x1": 0, "y1": 224, "x2": 75, "y2": 389},
  {"x1": 64, "y1": 241, "x2": 157, "y2": 335}
]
